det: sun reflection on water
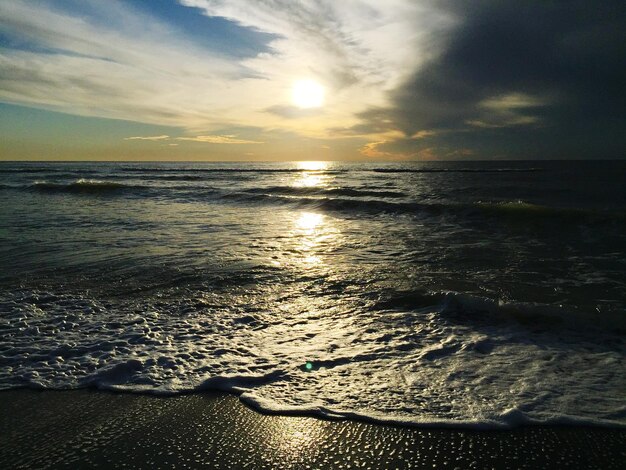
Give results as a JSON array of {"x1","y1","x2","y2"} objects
[
  {"x1": 296, "y1": 212, "x2": 324, "y2": 231},
  {"x1": 294, "y1": 173, "x2": 328, "y2": 188},
  {"x1": 262, "y1": 418, "x2": 324, "y2": 463},
  {"x1": 296, "y1": 161, "x2": 327, "y2": 171},
  {"x1": 293, "y1": 161, "x2": 330, "y2": 188},
  {"x1": 289, "y1": 208, "x2": 345, "y2": 270},
  {"x1": 294, "y1": 212, "x2": 326, "y2": 267},
  {"x1": 302, "y1": 255, "x2": 321, "y2": 265}
]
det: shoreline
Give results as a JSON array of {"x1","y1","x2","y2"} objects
[{"x1": 2, "y1": 390, "x2": 624, "y2": 469}]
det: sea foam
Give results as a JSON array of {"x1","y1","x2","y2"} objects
[{"x1": 1, "y1": 288, "x2": 624, "y2": 429}]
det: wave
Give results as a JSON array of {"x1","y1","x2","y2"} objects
[
  {"x1": 119, "y1": 167, "x2": 345, "y2": 174},
  {"x1": 30, "y1": 179, "x2": 141, "y2": 194},
  {"x1": 10, "y1": 178, "x2": 626, "y2": 224},
  {"x1": 14, "y1": 377, "x2": 623, "y2": 430},
  {"x1": 370, "y1": 168, "x2": 543, "y2": 173},
  {"x1": 475, "y1": 200, "x2": 626, "y2": 222},
  {"x1": 372, "y1": 290, "x2": 626, "y2": 333},
  {"x1": 244, "y1": 186, "x2": 407, "y2": 198},
  {"x1": 120, "y1": 167, "x2": 543, "y2": 175},
  {"x1": 2, "y1": 287, "x2": 623, "y2": 429},
  {"x1": 0, "y1": 291, "x2": 626, "y2": 429},
  {"x1": 117, "y1": 167, "x2": 542, "y2": 174},
  {"x1": 222, "y1": 192, "x2": 626, "y2": 224},
  {"x1": 238, "y1": 393, "x2": 625, "y2": 430},
  {"x1": 9, "y1": 166, "x2": 534, "y2": 175},
  {"x1": 0, "y1": 168, "x2": 53, "y2": 173},
  {"x1": 142, "y1": 174, "x2": 212, "y2": 181}
]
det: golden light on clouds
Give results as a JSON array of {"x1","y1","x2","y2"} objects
[
  {"x1": 291, "y1": 80, "x2": 325, "y2": 109},
  {"x1": 6, "y1": 1, "x2": 617, "y2": 162}
]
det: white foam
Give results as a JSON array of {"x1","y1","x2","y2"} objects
[{"x1": 1, "y1": 288, "x2": 624, "y2": 429}]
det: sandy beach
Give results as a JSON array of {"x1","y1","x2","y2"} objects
[{"x1": 1, "y1": 390, "x2": 624, "y2": 469}]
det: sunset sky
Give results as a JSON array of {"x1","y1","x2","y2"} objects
[{"x1": 1, "y1": 0, "x2": 624, "y2": 161}]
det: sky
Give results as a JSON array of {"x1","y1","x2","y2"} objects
[{"x1": 0, "y1": 0, "x2": 624, "y2": 161}]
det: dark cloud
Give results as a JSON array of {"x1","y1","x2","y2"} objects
[{"x1": 358, "y1": 1, "x2": 626, "y2": 159}]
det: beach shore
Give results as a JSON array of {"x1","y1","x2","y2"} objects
[{"x1": 1, "y1": 390, "x2": 624, "y2": 469}]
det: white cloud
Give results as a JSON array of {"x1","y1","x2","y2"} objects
[
  {"x1": 122, "y1": 134, "x2": 262, "y2": 144},
  {"x1": 0, "y1": 0, "x2": 452, "y2": 139},
  {"x1": 176, "y1": 135, "x2": 263, "y2": 144},
  {"x1": 182, "y1": 1, "x2": 453, "y2": 132},
  {"x1": 124, "y1": 135, "x2": 171, "y2": 141},
  {"x1": 0, "y1": 1, "x2": 248, "y2": 130}
]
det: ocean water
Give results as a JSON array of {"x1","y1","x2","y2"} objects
[{"x1": 1, "y1": 160, "x2": 625, "y2": 428}]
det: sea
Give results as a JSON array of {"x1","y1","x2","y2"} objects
[{"x1": 1, "y1": 160, "x2": 624, "y2": 429}]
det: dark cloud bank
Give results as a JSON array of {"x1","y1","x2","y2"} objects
[{"x1": 355, "y1": 1, "x2": 626, "y2": 159}]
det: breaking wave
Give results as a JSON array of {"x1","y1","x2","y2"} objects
[
  {"x1": 29, "y1": 179, "x2": 144, "y2": 194},
  {"x1": 222, "y1": 192, "x2": 625, "y2": 224},
  {"x1": 0, "y1": 288, "x2": 623, "y2": 429}
]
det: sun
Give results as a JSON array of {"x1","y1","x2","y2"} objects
[{"x1": 291, "y1": 79, "x2": 325, "y2": 108}]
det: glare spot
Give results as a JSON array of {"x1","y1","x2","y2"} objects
[
  {"x1": 305, "y1": 361, "x2": 313, "y2": 371},
  {"x1": 292, "y1": 79, "x2": 325, "y2": 108},
  {"x1": 293, "y1": 161, "x2": 329, "y2": 187},
  {"x1": 297, "y1": 161, "x2": 327, "y2": 171},
  {"x1": 294, "y1": 174, "x2": 323, "y2": 187},
  {"x1": 303, "y1": 255, "x2": 321, "y2": 265},
  {"x1": 296, "y1": 212, "x2": 323, "y2": 230}
]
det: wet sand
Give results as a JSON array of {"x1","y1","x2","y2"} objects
[{"x1": 1, "y1": 390, "x2": 624, "y2": 469}]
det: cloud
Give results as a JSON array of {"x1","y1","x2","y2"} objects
[
  {"x1": 464, "y1": 93, "x2": 546, "y2": 129},
  {"x1": 360, "y1": 138, "x2": 476, "y2": 161},
  {"x1": 360, "y1": 140, "x2": 416, "y2": 160},
  {"x1": 264, "y1": 105, "x2": 324, "y2": 119},
  {"x1": 1, "y1": 1, "x2": 624, "y2": 159},
  {"x1": 179, "y1": 0, "x2": 452, "y2": 138},
  {"x1": 176, "y1": 135, "x2": 263, "y2": 144},
  {"x1": 0, "y1": 0, "x2": 451, "y2": 141},
  {"x1": 0, "y1": 1, "x2": 249, "y2": 131},
  {"x1": 123, "y1": 134, "x2": 263, "y2": 144},
  {"x1": 353, "y1": 1, "x2": 626, "y2": 158},
  {"x1": 124, "y1": 135, "x2": 170, "y2": 141},
  {"x1": 411, "y1": 130, "x2": 438, "y2": 139},
  {"x1": 182, "y1": 1, "x2": 451, "y2": 79}
]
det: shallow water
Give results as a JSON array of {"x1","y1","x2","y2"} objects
[{"x1": 1, "y1": 160, "x2": 625, "y2": 428}]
